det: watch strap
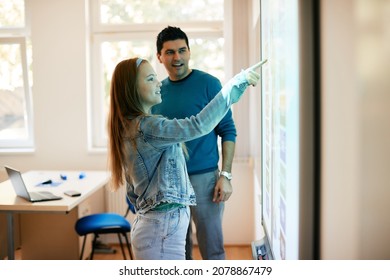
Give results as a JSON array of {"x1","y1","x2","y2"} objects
[{"x1": 220, "y1": 171, "x2": 232, "y2": 180}]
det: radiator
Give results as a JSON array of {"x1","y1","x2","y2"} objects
[
  {"x1": 105, "y1": 185, "x2": 127, "y2": 216},
  {"x1": 102, "y1": 185, "x2": 136, "y2": 244}
]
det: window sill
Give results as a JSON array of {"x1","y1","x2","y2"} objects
[{"x1": 0, "y1": 147, "x2": 35, "y2": 155}]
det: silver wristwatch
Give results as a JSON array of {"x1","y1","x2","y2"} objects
[{"x1": 220, "y1": 171, "x2": 232, "y2": 181}]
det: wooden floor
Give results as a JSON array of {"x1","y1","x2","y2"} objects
[
  {"x1": 93, "y1": 244, "x2": 253, "y2": 260},
  {"x1": 12, "y1": 244, "x2": 252, "y2": 260}
]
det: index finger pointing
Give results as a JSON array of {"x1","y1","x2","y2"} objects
[{"x1": 246, "y1": 59, "x2": 268, "y2": 72}]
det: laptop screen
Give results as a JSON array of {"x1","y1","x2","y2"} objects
[{"x1": 4, "y1": 166, "x2": 31, "y2": 200}]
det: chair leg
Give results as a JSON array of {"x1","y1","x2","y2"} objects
[
  {"x1": 123, "y1": 232, "x2": 133, "y2": 260},
  {"x1": 90, "y1": 234, "x2": 99, "y2": 260},
  {"x1": 117, "y1": 233, "x2": 127, "y2": 259},
  {"x1": 80, "y1": 236, "x2": 87, "y2": 260}
]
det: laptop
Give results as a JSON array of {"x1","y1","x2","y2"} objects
[{"x1": 5, "y1": 165, "x2": 62, "y2": 202}]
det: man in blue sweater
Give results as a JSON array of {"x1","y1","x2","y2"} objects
[{"x1": 153, "y1": 26, "x2": 236, "y2": 260}]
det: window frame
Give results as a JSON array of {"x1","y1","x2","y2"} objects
[{"x1": 0, "y1": 0, "x2": 34, "y2": 153}]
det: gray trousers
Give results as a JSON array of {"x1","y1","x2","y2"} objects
[{"x1": 186, "y1": 170, "x2": 225, "y2": 260}]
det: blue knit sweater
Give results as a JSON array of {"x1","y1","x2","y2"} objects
[{"x1": 152, "y1": 69, "x2": 237, "y2": 175}]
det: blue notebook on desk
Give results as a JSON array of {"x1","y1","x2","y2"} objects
[{"x1": 4, "y1": 165, "x2": 62, "y2": 202}]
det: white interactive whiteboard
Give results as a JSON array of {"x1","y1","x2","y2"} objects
[{"x1": 260, "y1": 0, "x2": 318, "y2": 260}]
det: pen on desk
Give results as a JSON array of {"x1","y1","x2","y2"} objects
[{"x1": 41, "y1": 179, "x2": 52, "y2": 185}]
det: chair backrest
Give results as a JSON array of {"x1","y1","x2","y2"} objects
[{"x1": 124, "y1": 196, "x2": 136, "y2": 217}]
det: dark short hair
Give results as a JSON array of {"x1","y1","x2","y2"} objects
[{"x1": 156, "y1": 26, "x2": 190, "y2": 54}]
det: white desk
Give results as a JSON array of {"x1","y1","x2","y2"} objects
[{"x1": 0, "y1": 170, "x2": 109, "y2": 260}]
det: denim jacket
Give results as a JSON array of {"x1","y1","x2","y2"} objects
[{"x1": 124, "y1": 91, "x2": 232, "y2": 214}]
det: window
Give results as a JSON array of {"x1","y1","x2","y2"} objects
[
  {"x1": 0, "y1": 0, "x2": 34, "y2": 151},
  {"x1": 88, "y1": 0, "x2": 225, "y2": 150}
]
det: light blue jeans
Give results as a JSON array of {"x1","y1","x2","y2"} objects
[{"x1": 131, "y1": 205, "x2": 190, "y2": 260}]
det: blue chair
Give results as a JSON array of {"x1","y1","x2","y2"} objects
[{"x1": 75, "y1": 197, "x2": 136, "y2": 260}]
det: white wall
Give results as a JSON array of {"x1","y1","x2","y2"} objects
[
  {"x1": 229, "y1": 0, "x2": 251, "y2": 158},
  {"x1": 0, "y1": 0, "x2": 107, "y2": 173},
  {"x1": 222, "y1": 159, "x2": 255, "y2": 244},
  {"x1": 320, "y1": 0, "x2": 390, "y2": 259}
]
